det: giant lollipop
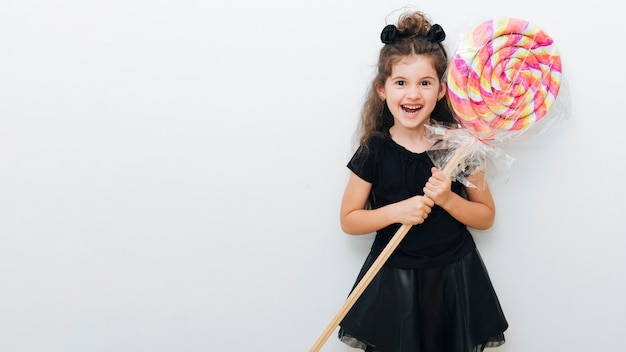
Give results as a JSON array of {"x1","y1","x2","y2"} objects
[
  {"x1": 447, "y1": 17, "x2": 562, "y2": 141},
  {"x1": 428, "y1": 17, "x2": 564, "y2": 186},
  {"x1": 310, "y1": 17, "x2": 564, "y2": 352}
]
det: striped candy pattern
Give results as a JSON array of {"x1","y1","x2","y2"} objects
[{"x1": 447, "y1": 17, "x2": 561, "y2": 137}]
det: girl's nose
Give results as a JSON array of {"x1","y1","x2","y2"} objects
[{"x1": 407, "y1": 86, "x2": 421, "y2": 99}]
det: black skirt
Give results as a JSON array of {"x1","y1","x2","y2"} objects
[{"x1": 338, "y1": 248, "x2": 508, "y2": 352}]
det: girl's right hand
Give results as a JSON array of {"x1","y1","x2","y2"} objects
[{"x1": 391, "y1": 195, "x2": 434, "y2": 225}]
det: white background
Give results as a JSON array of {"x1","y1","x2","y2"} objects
[{"x1": 1, "y1": 1, "x2": 624, "y2": 351}]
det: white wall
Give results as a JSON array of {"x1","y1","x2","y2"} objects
[{"x1": 1, "y1": 1, "x2": 624, "y2": 351}]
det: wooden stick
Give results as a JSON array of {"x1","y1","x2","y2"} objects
[
  {"x1": 309, "y1": 223, "x2": 411, "y2": 352},
  {"x1": 310, "y1": 140, "x2": 472, "y2": 352}
]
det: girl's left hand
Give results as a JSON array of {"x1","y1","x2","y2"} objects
[{"x1": 423, "y1": 167, "x2": 452, "y2": 207}]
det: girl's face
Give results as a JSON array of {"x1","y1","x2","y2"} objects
[{"x1": 377, "y1": 55, "x2": 446, "y2": 131}]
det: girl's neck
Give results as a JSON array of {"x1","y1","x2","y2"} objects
[{"x1": 389, "y1": 124, "x2": 432, "y2": 153}]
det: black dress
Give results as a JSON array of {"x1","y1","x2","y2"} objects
[{"x1": 338, "y1": 134, "x2": 508, "y2": 352}]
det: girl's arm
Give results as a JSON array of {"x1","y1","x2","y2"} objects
[
  {"x1": 423, "y1": 167, "x2": 496, "y2": 230},
  {"x1": 340, "y1": 172, "x2": 434, "y2": 235}
]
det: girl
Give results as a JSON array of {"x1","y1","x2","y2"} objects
[{"x1": 337, "y1": 10, "x2": 509, "y2": 352}]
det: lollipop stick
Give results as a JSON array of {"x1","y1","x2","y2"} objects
[
  {"x1": 309, "y1": 224, "x2": 411, "y2": 352},
  {"x1": 310, "y1": 141, "x2": 471, "y2": 352}
]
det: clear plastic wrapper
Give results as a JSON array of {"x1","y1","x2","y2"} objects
[{"x1": 425, "y1": 121, "x2": 517, "y2": 189}]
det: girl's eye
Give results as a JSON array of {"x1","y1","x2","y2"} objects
[
  {"x1": 420, "y1": 81, "x2": 431, "y2": 86},
  {"x1": 396, "y1": 81, "x2": 406, "y2": 86}
]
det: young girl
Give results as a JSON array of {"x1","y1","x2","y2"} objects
[{"x1": 338, "y1": 10, "x2": 509, "y2": 352}]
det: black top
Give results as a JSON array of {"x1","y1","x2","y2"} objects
[{"x1": 347, "y1": 134, "x2": 476, "y2": 268}]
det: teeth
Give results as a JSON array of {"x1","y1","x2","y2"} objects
[{"x1": 403, "y1": 105, "x2": 421, "y2": 109}]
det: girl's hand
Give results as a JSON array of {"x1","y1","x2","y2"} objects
[
  {"x1": 392, "y1": 195, "x2": 434, "y2": 225},
  {"x1": 423, "y1": 167, "x2": 452, "y2": 207}
]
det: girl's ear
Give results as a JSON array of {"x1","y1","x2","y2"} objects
[
  {"x1": 376, "y1": 85, "x2": 386, "y2": 100},
  {"x1": 437, "y1": 80, "x2": 447, "y2": 101}
]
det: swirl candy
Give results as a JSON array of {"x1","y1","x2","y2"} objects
[{"x1": 447, "y1": 17, "x2": 562, "y2": 139}]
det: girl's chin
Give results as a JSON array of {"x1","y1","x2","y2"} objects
[{"x1": 397, "y1": 118, "x2": 427, "y2": 129}]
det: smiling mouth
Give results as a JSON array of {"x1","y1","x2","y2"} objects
[{"x1": 402, "y1": 105, "x2": 422, "y2": 113}]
